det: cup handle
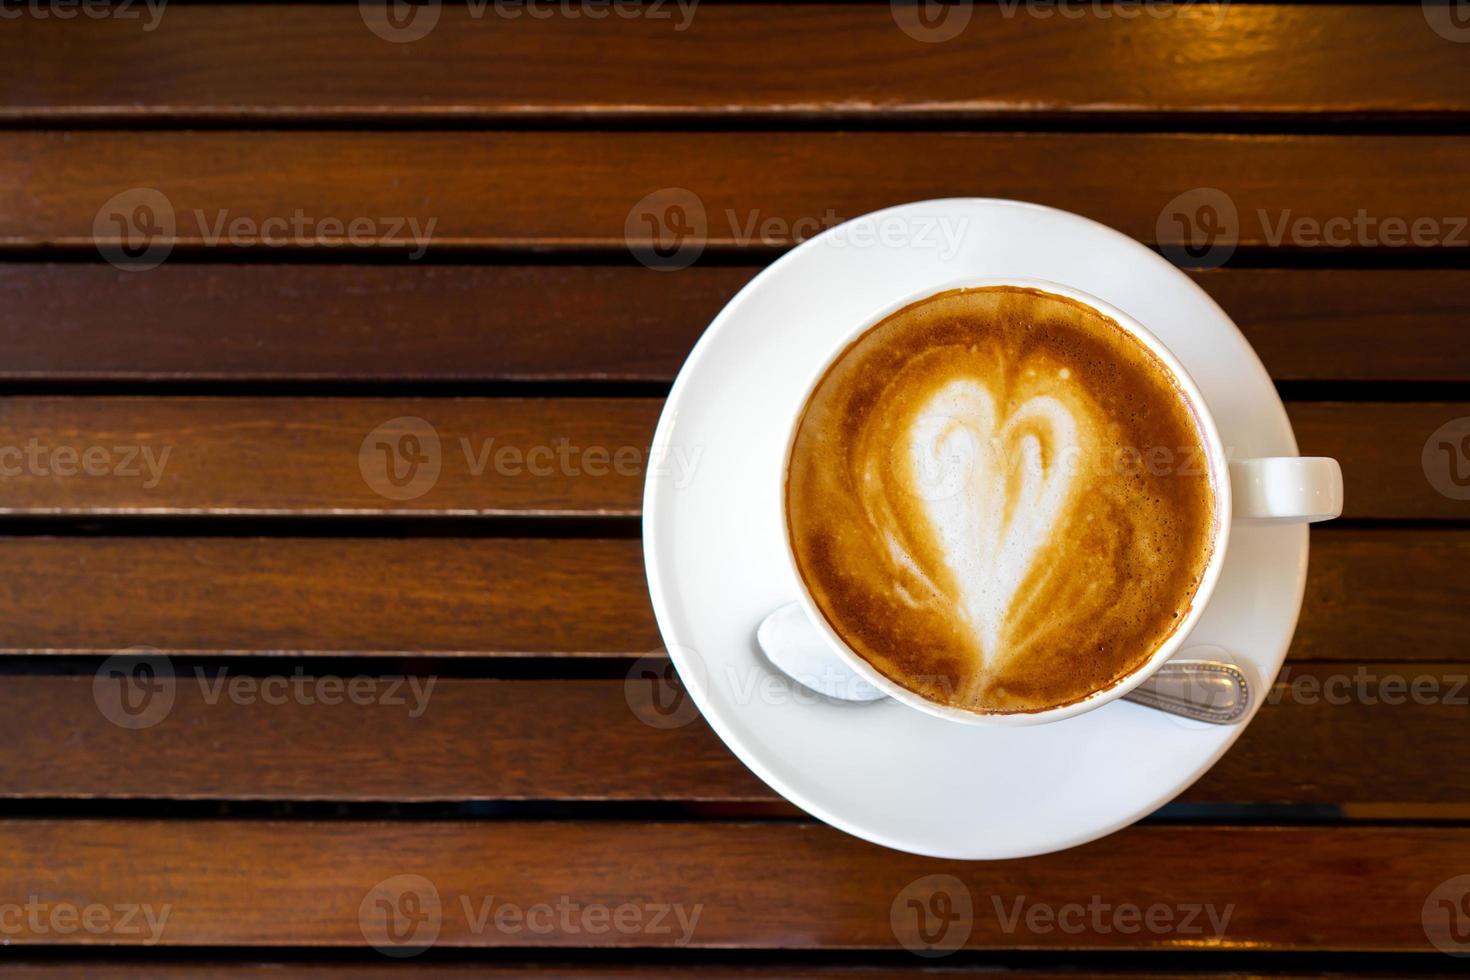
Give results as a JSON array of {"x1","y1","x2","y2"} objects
[{"x1": 1229, "y1": 457, "x2": 1343, "y2": 523}]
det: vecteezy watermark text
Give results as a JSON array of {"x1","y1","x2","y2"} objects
[
  {"x1": 1158, "y1": 187, "x2": 1469, "y2": 268},
  {"x1": 1269, "y1": 666, "x2": 1469, "y2": 707},
  {"x1": 889, "y1": 874, "x2": 1233, "y2": 958},
  {"x1": 0, "y1": 898, "x2": 171, "y2": 945},
  {"x1": 94, "y1": 188, "x2": 438, "y2": 270},
  {"x1": 890, "y1": 0, "x2": 1226, "y2": 43},
  {"x1": 897, "y1": 430, "x2": 1224, "y2": 504},
  {"x1": 461, "y1": 894, "x2": 701, "y2": 943},
  {"x1": 0, "y1": 439, "x2": 170, "y2": 488},
  {"x1": 0, "y1": 0, "x2": 165, "y2": 29},
  {"x1": 992, "y1": 895, "x2": 1233, "y2": 938},
  {"x1": 360, "y1": 0, "x2": 697, "y2": 43},
  {"x1": 358, "y1": 416, "x2": 701, "y2": 501},
  {"x1": 192, "y1": 209, "x2": 437, "y2": 257},
  {"x1": 192, "y1": 668, "x2": 436, "y2": 716},
  {"x1": 994, "y1": 0, "x2": 1227, "y2": 20},
  {"x1": 624, "y1": 188, "x2": 971, "y2": 270},
  {"x1": 359, "y1": 874, "x2": 701, "y2": 957},
  {"x1": 93, "y1": 652, "x2": 437, "y2": 730}
]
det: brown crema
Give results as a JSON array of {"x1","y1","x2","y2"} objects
[{"x1": 786, "y1": 286, "x2": 1218, "y2": 714}]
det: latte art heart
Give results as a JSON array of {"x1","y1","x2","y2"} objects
[
  {"x1": 900, "y1": 382, "x2": 1081, "y2": 684},
  {"x1": 787, "y1": 286, "x2": 1218, "y2": 714}
]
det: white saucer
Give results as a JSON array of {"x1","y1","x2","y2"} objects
[{"x1": 642, "y1": 199, "x2": 1307, "y2": 859}]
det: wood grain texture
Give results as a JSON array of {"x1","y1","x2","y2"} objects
[
  {"x1": 0, "y1": 820, "x2": 1460, "y2": 948},
  {"x1": 3, "y1": 264, "x2": 1469, "y2": 383},
  {"x1": 0, "y1": 398, "x2": 1460, "y2": 518},
  {"x1": 1296, "y1": 531, "x2": 1470, "y2": 664},
  {"x1": 0, "y1": 529, "x2": 1460, "y2": 660},
  {"x1": 0, "y1": 398, "x2": 662, "y2": 516},
  {"x1": 4, "y1": 1, "x2": 1463, "y2": 972},
  {"x1": 5, "y1": 5, "x2": 1467, "y2": 121},
  {"x1": 5, "y1": 132, "x2": 1468, "y2": 251},
  {"x1": 0, "y1": 968, "x2": 1454, "y2": 980},
  {"x1": 1190, "y1": 269, "x2": 1470, "y2": 384},
  {"x1": 0, "y1": 538, "x2": 660, "y2": 656},
  {"x1": 0, "y1": 264, "x2": 743, "y2": 383},
  {"x1": 0, "y1": 662, "x2": 1465, "y2": 805}
]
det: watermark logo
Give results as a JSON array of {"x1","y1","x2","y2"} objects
[
  {"x1": 1157, "y1": 187, "x2": 1238, "y2": 268},
  {"x1": 1424, "y1": 0, "x2": 1470, "y2": 42},
  {"x1": 94, "y1": 188, "x2": 175, "y2": 271},
  {"x1": 360, "y1": 417, "x2": 443, "y2": 501},
  {"x1": 894, "y1": 414, "x2": 979, "y2": 502},
  {"x1": 891, "y1": 874, "x2": 973, "y2": 956},
  {"x1": 1423, "y1": 416, "x2": 1470, "y2": 501},
  {"x1": 361, "y1": 0, "x2": 441, "y2": 42},
  {"x1": 1150, "y1": 645, "x2": 1251, "y2": 731},
  {"x1": 626, "y1": 187, "x2": 707, "y2": 271},
  {"x1": 624, "y1": 649, "x2": 705, "y2": 729},
  {"x1": 93, "y1": 649, "x2": 176, "y2": 730},
  {"x1": 891, "y1": 0, "x2": 973, "y2": 42},
  {"x1": 1424, "y1": 874, "x2": 1470, "y2": 956},
  {"x1": 360, "y1": 874, "x2": 443, "y2": 956}
]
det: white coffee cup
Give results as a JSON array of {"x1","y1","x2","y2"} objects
[{"x1": 778, "y1": 276, "x2": 1343, "y2": 726}]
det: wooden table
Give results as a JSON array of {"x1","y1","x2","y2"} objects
[{"x1": 1, "y1": 2, "x2": 1468, "y2": 975}]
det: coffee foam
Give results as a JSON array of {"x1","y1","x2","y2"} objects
[{"x1": 786, "y1": 286, "x2": 1218, "y2": 714}]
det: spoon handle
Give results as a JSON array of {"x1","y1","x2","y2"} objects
[
  {"x1": 1122, "y1": 660, "x2": 1250, "y2": 724},
  {"x1": 756, "y1": 603, "x2": 1251, "y2": 723}
]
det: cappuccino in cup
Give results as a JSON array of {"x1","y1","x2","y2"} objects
[{"x1": 784, "y1": 285, "x2": 1219, "y2": 716}]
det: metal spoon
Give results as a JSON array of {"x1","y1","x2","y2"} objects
[{"x1": 756, "y1": 602, "x2": 1250, "y2": 724}]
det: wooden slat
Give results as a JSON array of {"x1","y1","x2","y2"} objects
[
  {"x1": 5, "y1": 5, "x2": 1467, "y2": 121},
  {"x1": 1190, "y1": 269, "x2": 1470, "y2": 384},
  {"x1": 5, "y1": 132, "x2": 1468, "y2": 251},
  {"x1": 0, "y1": 677, "x2": 757, "y2": 802},
  {"x1": 0, "y1": 398, "x2": 661, "y2": 517},
  {"x1": 0, "y1": 820, "x2": 1459, "y2": 948},
  {"x1": 0, "y1": 529, "x2": 1460, "y2": 661},
  {"x1": 0, "y1": 398, "x2": 1461, "y2": 518},
  {"x1": 0, "y1": 967, "x2": 1453, "y2": 980},
  {"x1": 0, "y1": 538, "x2": 660, "y2": 656},
  {"x1": 0, "y1": 662, "x2": 1465, "y2": 805},
  {"x1": 0, "y1": 264, "x2": 741, "y2": 384},
  {"x1": 1294, "y1": 530, "x2": 1470, "y2": 665},
  {"x1": 3, "y1": 264, "x2": 1469, "y2": 384}
]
